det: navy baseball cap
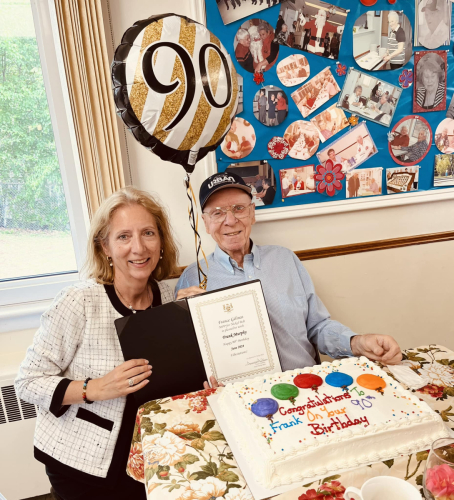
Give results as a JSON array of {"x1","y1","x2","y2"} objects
[{"x1": 199, "y1": 172, "x2": 252, "y2": 210}]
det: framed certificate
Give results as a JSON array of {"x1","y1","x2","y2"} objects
[{"x1": 187, "y1": 280, "x2": 282, "y2": 384}]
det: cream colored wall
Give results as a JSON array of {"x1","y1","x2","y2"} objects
[{"x1": 100, "y1": 0, "x2": 454, "y2": 353}]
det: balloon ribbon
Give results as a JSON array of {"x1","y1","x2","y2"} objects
[{"x1": 185, "y1": 174, "x2": 208, "y2": 290}]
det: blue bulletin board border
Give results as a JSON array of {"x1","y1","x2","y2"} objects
[{"x1": 205, "y1": 0, "x2": 454, "y2": 215}]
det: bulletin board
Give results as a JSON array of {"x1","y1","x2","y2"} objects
[{"x1": 205, "y1": 0, "x2": 454, "y2": 213}]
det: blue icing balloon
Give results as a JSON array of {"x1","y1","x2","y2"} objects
[
  {"x1": 325, "y1": 372, "x2": 353, "y2": 388},
  {"x1": 251, "y1": 398, "x2": 279, "y2": 418}
]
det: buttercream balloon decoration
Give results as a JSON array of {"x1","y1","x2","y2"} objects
[
  {"x1": 251, "y1": 398, "x2": 279, "y2": 421},
  {"x1": 268, "y1": 137, "x2": 289, "y2": 159},
  {"x1": 357, "y1": 374, "x2": 387, "y2": 395},
  {"x1": 315, "y1": 160, "x2": 345, "y2": 197},
  {"x1": 294, "y1": 374, "x2": 323, "y2": 393},
  {"x1": 271, "y1": 383, "x2": 299, "y2": 405},
  {"x1": 325, "y1": 372, "x2": 354, "y2": 392},
  {"x1": 112, "y1": 14, "x2": 239, "y2": 173}
]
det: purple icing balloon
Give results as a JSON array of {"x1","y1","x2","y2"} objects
[{"x1": 251, "y1": 398, "x2": 279, "y2": 418}]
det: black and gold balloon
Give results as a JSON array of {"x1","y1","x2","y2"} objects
[{"x1": 112, "y1": 14, "x2": 239, "y2": 173}]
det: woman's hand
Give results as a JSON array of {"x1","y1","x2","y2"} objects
[
  {"x1": 176, "y1": 286, "x2": 206, "y2": 300},
  {"x1": 203, "y1": 376, "x2": 224, "y2": 390},
  {"x1": 90, "y1": 359, "x2": 152, "y2": 401}
]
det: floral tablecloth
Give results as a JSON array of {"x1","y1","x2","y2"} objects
[{"x1": 127, "y1": 345, "x2": 454, "y2": 500}]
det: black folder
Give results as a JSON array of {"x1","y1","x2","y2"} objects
[
  {"x1": 115, "y1": 300, "x2": 208, "y2": 406},
  {"x1": 115, "y1": 279, "x2": 280, "y2": 406}
]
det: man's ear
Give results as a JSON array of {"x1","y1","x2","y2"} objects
[
  {"x1": 250, "y1": 202, "x2": 256, "y2": 226},
  {"x1": 202, "y1": 214, "x2": 211, "y2": 235}
]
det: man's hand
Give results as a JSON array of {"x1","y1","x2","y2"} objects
[
  {"x1": 176, "y1": 286, "x2": 206, "y2": 300},
  {"x1": 350, "y1": 334, "x2": 402, "y2": 365},
  {"x1": 203, "y1": 376, "x2": 224, "y2": 390}
]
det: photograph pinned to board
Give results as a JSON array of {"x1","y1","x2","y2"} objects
[
  {"x1": 216, "y1": 0, "x2": 282, "y2": 26},
  {"x1": 225, "y1": 160, "x2": 277, "y2": 207},
  {"x1": 337, "y1": 68, "x2": 402, "y2": 127},
  {"x1": 291, "y1": 67, "x2": 340, "y2": 119},
  {"x1": 413, "y1": 50, "x2": 448, "y2": 113},
  {"x1": 353, "y1": 11, "x2": 412, "y2": 71},
  {"x1": 310, "y1": 103, "x2": 349, "y2": 142},
  {"x1": 434, "y1": 154, "x2": 454, "y2": 187},
  {"x1": 386, "y1": 165, "x2": 420, "y2": 193},
  {"x1": 447, "y1": 94, "x2": 454, "y2": 119},
  {"x1": 220, "y1": 118, "x2": 256, "y2": 160},
  {"x1": 346, "y1": 168, "x2": 383, "y2": 198},
  {"x1": 276, "y1": 54, "x2": 310, "y2": 87},
  {"x1": 434, "y1": 118, "x2": 454, "y2": 153},
  {"x1": 316, "y1": 122, "x2": 378, "y2": 173},
  {"x1": 253, "y1": 86, "x2": 288, "y2": 126},
  {"x1": 414, "y1": 0, "x2": 451, "y2": 49},
  {"x1": 275, "y1": 0, "x2": 347, "y2": 59},
  {"x1": 234, "y1": 19, "x2": 279, "y2": 74},
  {"x1": 279, "y1": 166, "x2": 316, "y2": 198},
  {"x1": 388, "y1": 115, "x2": 432, "y2": 165},
  {"x1": 283, "y1": 121, "x2": 319, "y2": 160}
]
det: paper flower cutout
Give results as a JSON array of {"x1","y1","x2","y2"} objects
[
  {"x1": 253, "y1": 72, "x2": 265, "y2": 85},
  {"x1": 336, "y1": 63, "x2": 347, "y2": 77},
  {"x1": 315, "y1": 159, "x2": 344, "y2": 197},
  {"x1": 398, "y1": 69, "x2": 413, "y2": 89},
  {"x1": 349, "y1": 115, "x2": 359, "y2": 127},
  {"x1": 267, "y1": 137, "x2": 289, "y2": 159}
]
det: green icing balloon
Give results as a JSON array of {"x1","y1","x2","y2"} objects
[{"x1": 271, "y1": 383, "x2": 299, "y2": 402}]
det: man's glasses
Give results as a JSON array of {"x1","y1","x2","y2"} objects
[{"x1": 203, "y1": 203, "x2": 253, "y2": 223}]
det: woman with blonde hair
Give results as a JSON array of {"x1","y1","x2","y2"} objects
[{"x1": 15, "y1": 186, "x2": 179, "y2": 499}]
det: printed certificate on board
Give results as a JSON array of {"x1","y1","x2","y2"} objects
[{"x1": 187, "y1": 280, "x2": 282, "y2": 384}]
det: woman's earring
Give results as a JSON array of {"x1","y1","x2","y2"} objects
[
  {"x1": 107, "y1": 256, "x2": 113, "y2": 267},
  {"x1": 159, "y1": 249, "x2": 163, "y2": 260}
]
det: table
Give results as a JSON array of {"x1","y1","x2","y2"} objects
[
  {"x1": 127, "y1": 345, "x2": 454, "y2": 499},
  {"x1": 355, "y1": 53, "x2": 387, "y2": 71}
]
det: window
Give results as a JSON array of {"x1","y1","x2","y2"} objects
[{"x1": 0, "y1": 0, "x2": 89, "y2": 331}]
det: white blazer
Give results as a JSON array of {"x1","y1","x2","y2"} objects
[{"x1": 15, "y1": 279, "x2": 173, "y2": 478}]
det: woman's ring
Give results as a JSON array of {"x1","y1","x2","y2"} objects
[{"x1": 128, "y1": 378, "x2": 134, "y2": 387}]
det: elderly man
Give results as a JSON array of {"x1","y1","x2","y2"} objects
[
  {"x1": 372, "y1": 94, "x2": 394, "y2": 124},
  {"x1": 355, "y1": 134, "x2": 374, "y2": 163},
  {"x1": 391, "y1": 125, "x2": 410, "y2": 148},
  {"x1": 418, "y1": 0, "x2": 450, "y2": 50},
  {"x1": 175, "y1": 172, "x2": 402, "y2": 388},
  {"x1": 348, "y1": 85, "x2": 363, "y2": 108},
  {"x1": 394, "y1": 128, "x2": 429, "y2": 163}
]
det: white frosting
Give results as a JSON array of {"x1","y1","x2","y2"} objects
[{"x1": 218, "y1": 357, "x2": 449, "y2": 488}]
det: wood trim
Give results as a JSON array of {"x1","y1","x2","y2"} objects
[
  {"x1": 294, "y1": 231, "x2": 454, "y2": 261},
  {"x1": 168, "y1": 231, "x2": 454, "y2": 279}
]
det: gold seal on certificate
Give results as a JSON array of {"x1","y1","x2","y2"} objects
[{"x1": 187, "y1": 280, "x2": 282, "y2": 384}]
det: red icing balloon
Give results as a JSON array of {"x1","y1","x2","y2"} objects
[{"x1": 294, "y1": 374, "x2": 323, "y2": 389}]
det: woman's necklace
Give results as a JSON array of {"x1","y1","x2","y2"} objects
[{"x1": 114, "y1": 283, "x2": 152, "y2": 314}]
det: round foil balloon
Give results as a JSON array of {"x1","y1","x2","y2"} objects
[{"x1": 112, "y1": 14, "x2": 239, "y2": 173}]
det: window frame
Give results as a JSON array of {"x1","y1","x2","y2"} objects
[{"x1": 0, "y1": 0, "x2": 90, "y2": 332}]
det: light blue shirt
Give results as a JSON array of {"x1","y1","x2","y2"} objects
[{"x1": 175, "y1": 243, "x2": 355, "y2": 370}]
